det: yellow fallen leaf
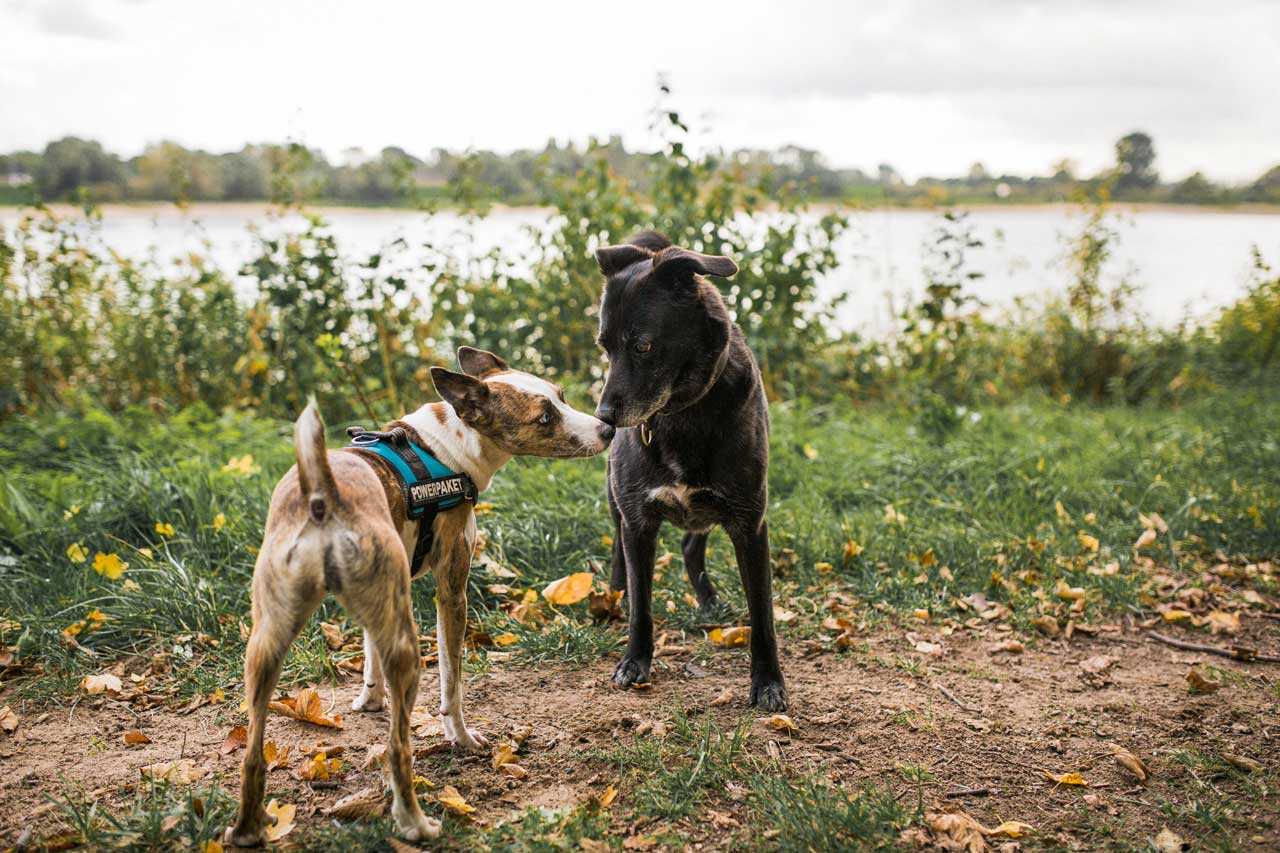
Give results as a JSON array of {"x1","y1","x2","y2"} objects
[
  {"x1": 66, "y1": 543, "x2": 88, "y2": 563},
  {"x1": 1042, "y1": 770, "x2": 1088, "y2": 786},
  {"x1": 1077, "y1": 532, "x2": 1099, "y2": 552},
  {"x1": 600, "y1": 534, "x2": 613, "y2": 547},
  {"x1": 913, "y1": 608, "x2": 930, "y2": 621},
  {"x1": 1134, "y1": 527, "x2": 1158, "y2": 550},
  {"x1": 594, "y1": 784, "x2": 618, "y2": 809},
  {"x1": 474, "y1": 502, "x2": 494, "y2": 514},
  {"x1": 814, "y1": 561, "x2": 833, "y2": 573},
  {"x1": 1055, "y1": 579, "x2": 1086, "y2": 601},
  {"x1": 493, "y1": 632, "x2": 519, "y2": 645},
  {"x1": 842, "y1": 540, "x2": 864, "y2": 561},
  {"x1": 541, "y1": 572, "x2": 594, "y2": 606},
  {"x1": 154, "y1": 522, "x2": 175, "y2": 537},
  {"x1": 709, "y1": 626, "x2": 750, "y2": 647},
  {"x1": 1203, "y1": 610, "x2": 1240, "y2": 635},
  {"x1": 883, "y1": 504, "x2": 907, "y2": 525},
  {"x1": 201, "y1": 840, "x2": 224, "y2": 853},
  {"x1": 918, "y1": 548, "x2": 938, "y2": 568},
  {"x1": 764, "y1": 714, "x2": 797, "y2": 733},
  {"x1": 772, "y1": 607, "x2": 797, "y2": 624},
  {"x1": 1140, "y1": 512, "x2": 1168, "y2": 533},
  {"x1": 492, "y1": 742, "x2": 518, "y2": 769},
  {"x1": 213, "y1": 513, "x2": 227, "y2": 531},
  {"x1": 989, "y1": 820, "x2": 1034, "y2": 838},
  {"x1": 264, "y1": 799, "x2": 296, "y2": 841},
  {"x1": 124, "y1": 730, "x2": 151, "y2": 745},
  {"x1": 264, "y1": 741, "x2": 291, "y2": 770},
  {"x1": 1162, "y1": 609, "x2": 1193, "y2": 622},
  {"x1": 92, "y1": 552, "x2": 128, "y2": 580},
  {"x1": 802, "y1": 443, "x2": 818, "y2": 459},
  {"x1": 298, "y1": 751, "x2": 342, "y2": 781},
  {"x1": 437, "y1": 785, "x2": 475, "y2": 816},
  {"x1": 82, "y1": 673, "x2": 123, "y2": 695},
  {"x1": 222, "y1": 455, "x2": 261, "y2": 476}
]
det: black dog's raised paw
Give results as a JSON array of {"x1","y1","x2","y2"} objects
[
  {"x1": 612, "y1": 655, "x2": 651, "y2": 689},
  {"x1": 750, "y1": 678, "x2": 788, "y2": 712}
]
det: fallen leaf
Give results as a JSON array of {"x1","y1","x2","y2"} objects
[
  {"x1": 81, "y1": 673, "x2": 123, "y2": 695},
  {"x1": 542, "y1": 572, "x2": 594, "y2": 606},
  {"x1": 201, "y1": 840, "x2": 224, "y2": 853},
  {"x1": 67, "y1": 543, "x2": 88, "y2": 563},
  {"x1": 492, "y1": 742, "x2": 518, "y2": 769},
  {"x1": 914, "y1": 640, "x2": 944, "y2": 656},
  {"x1": 1042, "y1": 770, "x2": 1088, "y2": 786},
  {"x1": 710, "y1": 687, "x2": 735, "y2": 707},
  {"x1": 989, "y1": 639, "x2": 1024, "y2": 654},
  {"x1": 989, "y1": 820, "x2": 1034, "y2": 839},
  {"x1": 1134, "y1": 528, "x2": 1158, "y2": 550},
  {"x1": 140, "y1": 759, "x2": 207, "y2": 785},
  {"x1": 437, "y1": 785, "x2": 476, "y2": 816},
  {"x1": 319, "y1": 622, "x2": 345, "y2": 650},
  {"x1": 264, "y1": 799, "x2": 296, "y2": 841},
  {"x1": 1111, "y1": 746, "x2": 1149, "y2": 782},
  {"x1": 843, "y1": 540, "x2": 864, "y2": 561},
  {"x1": 1223, "y1": 753, "x2": 1262, "y2": 773},
  {"x1": 1186, "y1": 667, "x2": 1222, "y2": 694},
  {"x1": 492, "y1": 632, "x2": 519, "y2": 646},
  {"x1": 1080, "y1": 655, "x2": 1116, "y2": 675},
  {"x1": 926, "y1": 809, "x2": 988, "y2": 852},
  {"x1": 1077, "y1": 532, "x2": 1099, "y2": 552},
  {"x1": 124, "y1": 730, "x2": 152, "y2": 745},
  {"x1": 92, "y1": 552, "x2": 129, "y2": 580},
  {"x1": 499, "y1": 763, "x2": 528, "y2": 779},
  {"x1": 324, "y1": 787, "x2": 386, "y2": 819},
  {"x1": 264, "y1": 741, "x2": 291, "y2": 770},
  {"x1": 220, "y1": 725, "x2": 248, "y2": 754},
  {"x1": 1055, "y1": 579, "x2": 1086, "y2": 601},
  {"x1": 1203, "y1": 610, "x2": 1240, "y2": 635},
  {"x1": 1140, "y1": 512, "x2": 1169, "y2": 534},
  {"x1": 269, "y1": 686, "x2": 344, "y2": 728},
  {"x1": 592, "y1": 784, "x2": 618, "y2": 810},
  {"x1": 297, "y1": 751, "x2": 342, "y2": 781},
  {"x1": 0, "y1": 705, "x2": 18, "y2": 734},
  {"x1": 763, "y1": 714, "x2": 797, "y2": 733},
  {"x1": 773, "y1": 607, "x2": 797, "y2": 624},
  {"x1": 1152, "y1": 826, "x2": 1187, "y2": 853},
  {"x1": 1031, "y1": 615, "x2": 1060, "y2": 637},
  {"x1": 709, "y1": 626, "x2": 750, "y2": 647}
]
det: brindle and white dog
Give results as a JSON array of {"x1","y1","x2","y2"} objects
[{"x1": 225, "y1": 347, "x2": 614, "y2": 846}]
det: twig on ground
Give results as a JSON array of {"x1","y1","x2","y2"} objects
[
  {"x1": 944, "y1": 787, "x2": 992, "y2": 798},
  {"x1": 1148, "y1": 631, "x2": 1280, "y2": 663},
  {"x1": 935, "y1": 683, "x2": 984, "y2": 714}
]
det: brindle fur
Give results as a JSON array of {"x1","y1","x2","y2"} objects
[{"x1": 225, "y1": 348, "x2": 612, "y2": 846}]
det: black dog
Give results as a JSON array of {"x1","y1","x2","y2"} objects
[{"x1": 592, "y1": 230, "x2": 786, "y2": 711}]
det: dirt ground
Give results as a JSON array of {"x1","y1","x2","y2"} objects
[{"x1": 2, "y1": 616, "x2": 1278, "y2": 851}]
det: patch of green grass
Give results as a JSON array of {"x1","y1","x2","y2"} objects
[
  {"x1": 747, "y1": 774, "x2": 913, "y2": 852},
  {"x1": 50, "y1": 777, "x2": 235, "y2": 851},
  {"x1": 501, "y1": 615, "x2": 623, "y2": 667}
]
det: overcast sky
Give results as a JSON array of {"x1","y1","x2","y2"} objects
[{"x1": 2, "y1": 0, "x2": 1277, "y2": 181}]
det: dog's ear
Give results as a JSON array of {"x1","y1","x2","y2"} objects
[
  {"x1": 652, "y1": 247, "x2": 738, "y2": 283},
  {"x1": 457, "y1": 346, "x2": 508, "y2": 378},
  {"x1": 431, "y1": 367, "x2": 491, "y2": 426},
  {"x1": 595, "y1": 244, "x2": 650, "y2": 277}
]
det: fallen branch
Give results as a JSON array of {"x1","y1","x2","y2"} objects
[
  {"x1": 935, "y1": 683, "x2": 984, "y2": 714},
  {"x1": 944, "y1": 787, "x2": 992, "y2": 798},
  {"x1": 1147, "y1": 631, "x2": 1280, "y2": 664}
]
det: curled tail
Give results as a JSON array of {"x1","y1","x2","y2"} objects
[{"x1": 295, "y1": 398, "x2": 338, "y2": 523}]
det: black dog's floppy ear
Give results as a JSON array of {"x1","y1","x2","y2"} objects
[
  {"x1": 431, "y1": 367, "x2": 491, "y2": 425},
  {"x1": 457, "y1": 346, "x2": 508, "y2": 378},
  {"x1": 595, "y1": 244, "x2": 651, "y2": 277},
  {"x1": 652, "y1": 246, "x2": 738, "y2": 281}
]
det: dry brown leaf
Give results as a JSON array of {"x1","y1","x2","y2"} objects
[
  {"x1": 989, "y1": 639, "x2": 1024, "y2": 654},
  {"x1": 763, "y1": 714, "x2": 797, "y2": 733},
  {"x1": 1223, "y1": 753, "x2": 1262, "y2": 773},
  {"x1": 319, "y1": 621, "x2": 345, "y2": 651},
  {"x1": 123, "y1": 730, "x2": 152, "y2": 745},
  {"x1": 1203, "y1": 610, "x2": 1241, "y2": 635},
  {"x1": 1111, "y1": 746, "x2": 1150, "y2": 782},
  {"x1": 1134, "y1": 528, "x2": 1158, "y2": 550},
  {"x1": 264, "y1": 799, "x2": 296, "y2": 842},
  {"x1": 140, "y1": 759, "x2": 207, "y2": 785},
  {"x1": 81, "y1": 673, "x2": 123, "y2": 695},
  {"x1": 542, "y1": 572, "x2": 594, "y2": 606},
  {"x1": 1055, "y1": 579, "x2": 1086, "y2": 601},
  {"x1": 988, "y1": 821, "x2": 1034, "y2": 839},
  {"x1": 264, "y1": 741, "x2": 291, "y2": 770},
  {"x1": 492, "y1": 742, "x2": 518, "y2": 769},
  {"x1": 1186, "y1": 667, "x2": 1222, "y2": 694},
  {"x1": 323, "y1": 787, "x2": 386, "y2": 820},
  {"x1": 499, "y1": 763, "x2": 528, "y2": 779},
  {"x1": 914, "y1": 640, "x2": 944, "y2": 657},
  {"x1": 926, "y1": 809, "x2": 989, "y2": 852},
  {"x1": 0, "y1": 705, "x2": 19, "y2": 734},
  {"x1": 1080, "y1": 655, "x2": 1116, "y2": 675},
  {"x1": 1031, "y1": 615, "x2": 1060, "y2": 637},
  {"x1": 220, "y1": 725, "x2": 248, "y2": 754},
  {"x1": 269, "y1": 686, "x2": 344, "y2": 728},
  {"x1": 710, "y1": 687, "x2": 734, "y2": 707},
  {"x1": 296, "y1": 751, "x2": 342, "y2": 781}
]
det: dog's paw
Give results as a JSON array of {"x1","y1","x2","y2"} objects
[
  {"x1": 448, "y1": 726, "x2": 489, "y2": 752},
  {"x1": 394, "y1": 811, "x2": 442, "y2": 842},
  {"x1": 612, "y1": 655, "x2": 651, "y2": 689},
  {"x1": 352, "y1": 685, "x2": 385, "y2": 712},
  {"x1": 223, "y1": 823, "x2": 264, "y2": 848},
  {"x1": 750, "y1": 678, "x2": 788, "y2": 712}
]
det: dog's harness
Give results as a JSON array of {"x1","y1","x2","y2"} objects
[{"x1": 345, "y1": 425, "x2": 477, "y2": 577}]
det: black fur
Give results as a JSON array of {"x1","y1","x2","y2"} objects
[{"x1": 593, "y1": 232, "x2": 786, "y2": 711}]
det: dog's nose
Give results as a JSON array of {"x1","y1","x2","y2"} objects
[
  {"x1": 594, "y1": 404, "x2": 616, "y2": 426},
  {"x1": 598, "y1": 422, "x2": 616, "y2": 442}
]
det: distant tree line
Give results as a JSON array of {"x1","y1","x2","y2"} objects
[{"x1": 1, "y1": 130, "x2": 1277, "y2": 207}]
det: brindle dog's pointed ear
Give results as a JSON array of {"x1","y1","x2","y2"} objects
[
  {"x1": 652, "y1": 246, "x2": 738, "y2": 282},
  {"x1": 457, "y1": 346, "x2": 508, "y2": 378},
  {"x1": 431, "y1": 367, "x2": 492, "y2": 425},
  {"x1": 595, "y1": 244, "x2": 651, "y2": 277}
]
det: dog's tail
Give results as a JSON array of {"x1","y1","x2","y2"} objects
[{"x1": 295, "y1": 397, "x2": 339, "y2": 524}]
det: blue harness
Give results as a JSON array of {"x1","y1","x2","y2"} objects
[{"x1": 345, "y1": 425, "x2": 477, "y2": 575}]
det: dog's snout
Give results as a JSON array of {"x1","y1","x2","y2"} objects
[
  {"x1": 598, "y1": 421, "x2": 616, "y2": 443},
  {"x1": 594, "y1": 404, "x2": 616, "y2": 426}
]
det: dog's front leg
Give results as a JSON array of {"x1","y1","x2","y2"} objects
[
  {"x1": 436, "y1": 543, "x2": 487, "y2": 751},
  {"x1": 351, "y1": 630, "x2": 386, "y2": 712},
  {"x1": 729, "y1": 517, "x2": 787, "y2": 711},
  {"x1": 613, "y1": 519, "x2": 658, "y2": 689}
]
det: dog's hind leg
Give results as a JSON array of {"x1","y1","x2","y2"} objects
[
  {"x1": 728, "y1": 517, "x2": 787, "y2": 712},
  {"x1": 225, "y1": 583, "x2": 322, "y2": 847},
  {"x1": 681, "y1": 531, "x2": 719, "y2": 611},
  {"x1": 351, "y1": 630, "x2": 385, "y2": 712}
]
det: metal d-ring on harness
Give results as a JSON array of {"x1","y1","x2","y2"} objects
[{"x1": 346, "y1": 426, "x2": 478, "y2": 576}]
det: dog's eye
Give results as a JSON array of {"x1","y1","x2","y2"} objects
[
  {"x1": 539, "y1": 412, "x2": 552, "y2": 425},
  {"x1": 634, "y1": 340, "x2": 652, "y2": 354}
]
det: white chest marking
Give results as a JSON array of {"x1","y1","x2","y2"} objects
[{"x1": 648, "y1": 482, "x2": 704, "y2": 509}]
